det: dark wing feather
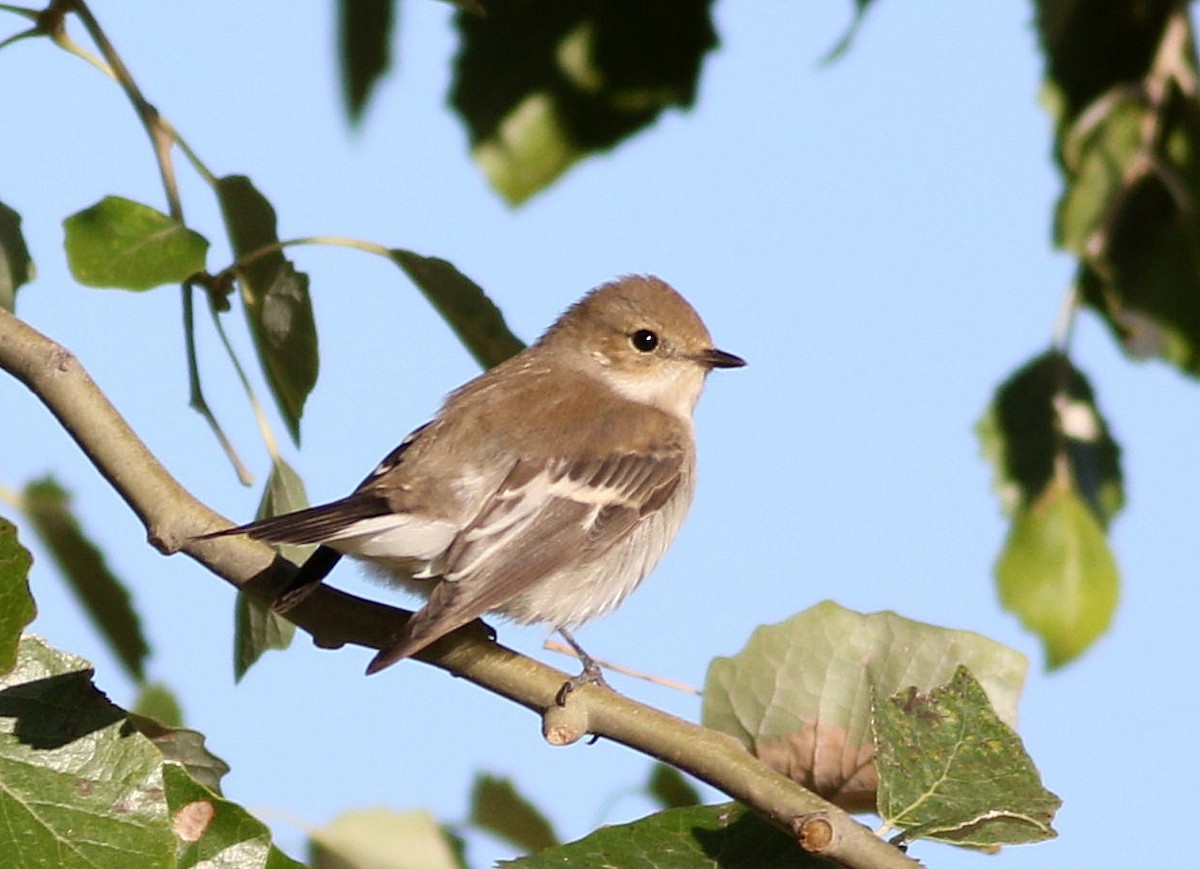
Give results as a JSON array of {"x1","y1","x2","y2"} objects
[
  {"x1": 199, "y1": 421, "x2": 430, "y2": 546},
  {"x1": 273, "y1": 544, "x2": 344, "y2": 611},
  {"x1": 201, "y1": 492, "x2": 393, "y2": 545}
]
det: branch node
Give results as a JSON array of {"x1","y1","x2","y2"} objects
[
  {"x1": 312, "y1": 634, "x2": 348, "y2": 651},
  {"x1": 47, "y1": 343, "x2": 77, "y2": 373},
  {"x1": 793, "y1": 813, "x2": 835, "y2": 852},
  {"x1": 146, "y1": 528, "x2": 176, "y2": 555},
  {"x1": 542, "y1": 701, "x2": 589, "y2": 746}
]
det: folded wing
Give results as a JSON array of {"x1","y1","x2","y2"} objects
[{"x1": 370, "y1": 448, "x2": 684, "y2": 670}]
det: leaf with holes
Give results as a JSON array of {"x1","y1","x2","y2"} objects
[
  {"x1": 874, "y1": 667, "x2": 1060, "y2": 847},
  {"x1": 977, "y1": 350, "x2": 1122, "y2": 526}
]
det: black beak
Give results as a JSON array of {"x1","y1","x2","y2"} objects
[{"x1": 698, "y1": 347, "x2": 746, "y2": 369}]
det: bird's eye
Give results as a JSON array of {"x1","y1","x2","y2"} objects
[{"x1": 631, "y1": 329, "x2": 659, "y2": 352}]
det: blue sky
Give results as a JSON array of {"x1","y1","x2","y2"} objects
[{"x1": 3, "y1": 2, "x2": 1197, "y2": 865}]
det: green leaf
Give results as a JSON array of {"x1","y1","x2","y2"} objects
[
  {"x1": 23, "y1": 476, "x2": 150, "y2": 682},
  {"x1": 503, "y1": 802, "x2": 818, "y2": 868},
  {"x1": 62, "y1": 195, "x2": 208, "y2": 291},
  {"x1": 0, "y1": 199, "x2": 35, "y2": 311},
  {"x1": 1, "y1": 636, "x2": 292, "y2": 867},
  {"x1": 1038, "y1": 2, "x2": 1200, "y2": 376},
  {"x1": 132, "y1": 681, "x2": 185, "y2": 728},
  {"x1": 451, "y1": 2, "x2": 718, "y2": 204},
  {"x1": 702, "y1": 601, "x2": 1027, "y2": 812},
  {"x1": 234, "y1": 458, "x2": 306, "y2": 681},
  {"x1": 0, "y1": 635, "x2": 176, "y2": 868},
  {"x1": 0, "y1": 518, "x2": 36, "y2": 674},
  {"x1": 163, "y1": 763, "x2": 305, "y2": 869},
  {"x1": 468, "y1": 773, "x2": 558, "y2": 854},
  {"x1": 979, "y1": 351, "x2": 1122, "y2": 667},
  {"x1": 646, "y1": 763, "x2": 701, "y2": 810},
  {"x1": 977, "y1": 350, "x2": 1123, "y2": 527},
  {"x1": 128, "y1": 714, "x2": 231, "y2": 795},
  {"x1": 996, "y1": 481, "x2": 1120, "y2": 669},
  {"x1": 874, "y1": 667, "x2": 1061, "y2": 847},
  {"x1": 129, "y1": 696, "x2": 228, "y2": 795},
  {"x1": 339, "y1": 0, "x2": 395, "y2": 123},
  {"x1": 234, "y1": 594, "x2": 296, "y2": 682},
  {"x1": 390, "y1": 249, "x2": 525, "y2": 369},
  {"x1": 310, "y1": 807, "x2": 465, "y2": 869},
  {"x1": 217, "y1": 175, "x2": 319, "y2": 444},
  {"x1": 1053, "y1": 92, "x2": 1144, "y2": 256}
]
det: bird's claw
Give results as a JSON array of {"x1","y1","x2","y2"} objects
[{"x1": 555, "y1": 658, "x2": 611, "y2": 706}]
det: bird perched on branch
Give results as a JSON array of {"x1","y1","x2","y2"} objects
[{"x1": 203, "y1": 275, "x2": 744, "y2": 685}]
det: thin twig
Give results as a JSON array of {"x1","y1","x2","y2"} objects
[
  {"x1": 207, "y1": 296, "x2": 281, "y2": 463},
  {"x1": 1050, "y1": 283, "x2": 1080, "y2": 353},
  {"x1": 52, "y1": 0, "x2": 254, "y2": 481},
  {"x1": 216, "y1": 235, "x2": 393, "y2": 284},
  {"x1": 182, "y1": 283, "x2": 254, "y2": 485}
]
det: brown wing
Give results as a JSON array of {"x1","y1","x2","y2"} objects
[{"x1": 366, "y1": 449, "x2": 684, "y2": 672}]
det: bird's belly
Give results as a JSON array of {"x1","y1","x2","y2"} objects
[{"x1": 495, "y1": 501, "x2": 685, "y2": 628}]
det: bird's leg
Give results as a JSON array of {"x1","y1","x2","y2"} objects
[{"x1": 554, "y1": 628, "x2": 611, "y2": 705}]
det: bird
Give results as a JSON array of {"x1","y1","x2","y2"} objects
[{"x1": 203, "y1": 275, "x2": 744, "y2": 682}]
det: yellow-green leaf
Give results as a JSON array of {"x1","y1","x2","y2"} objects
[
  {"x1": 63, "y1": 196, "x2": 208, "y2": 291},
  {"x1": 996, "y1": 482, "x2": 1119, "y2": 669}
]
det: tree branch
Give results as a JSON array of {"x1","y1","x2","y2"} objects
[{"x1": 0, "y1": 306, "x2": 917, "y2": 869}]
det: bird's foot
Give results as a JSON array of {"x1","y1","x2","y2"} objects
[{"x1": 555, "y1": 656, "x2": 611, "y2": 706}]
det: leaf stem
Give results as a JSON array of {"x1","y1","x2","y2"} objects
[
  {"x1": 182, "y1": 283, "x2": 254, "y2": 486},
  {"x1": 220, "y1": 235, "x2": 393, "y2": 280},
  {"x1": 207, "y1": 296, "x2": 281, "y2": 463},
  {"x1": 1050, "y1": 282, "x2": 1079, "y2": 352}
]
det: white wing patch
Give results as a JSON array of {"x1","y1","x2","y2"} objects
[{"x1": 324, "y1": 513, "x2": 459, "y2": 574}]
